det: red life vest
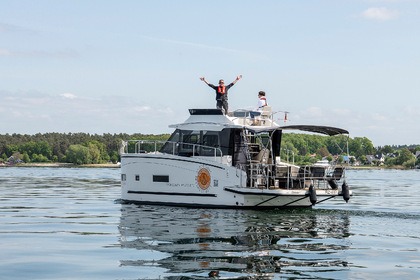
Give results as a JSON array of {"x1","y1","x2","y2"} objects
[{"x1": 218, "y1": 86, "x2": 226, "y2": 95}]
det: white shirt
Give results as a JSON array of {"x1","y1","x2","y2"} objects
[{"x1": 256, "y1": 97, "x2": 267, "y2": 112}]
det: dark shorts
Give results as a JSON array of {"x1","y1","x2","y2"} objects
[{"x1": 216, "y1": 99, "x2": 228, "y2": 114}]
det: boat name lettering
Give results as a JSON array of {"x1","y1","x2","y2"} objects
[
  {"x1": 167, "y1": 183, "x2": 195, "y2": 188},
  {"x1": 325, "y1": 190, "x2": 336, "y2": 195}
]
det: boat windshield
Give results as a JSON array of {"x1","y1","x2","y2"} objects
[{"x1": 159, "y1": 129, "x2": 233, "y2": 157}]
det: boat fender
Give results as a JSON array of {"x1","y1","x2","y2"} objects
[
  {"x1": 209, "y1": 270, "x2": 219, "y2": 278},
  {"x1": 342, "y1": 181, "x2": 350, "y2": 203},
  {"x1": 308, "y1": 185, "x2": 317, "y2": 206},
  {"x1": 327, "y1": 179, "x2": 338, "y2": 190}
]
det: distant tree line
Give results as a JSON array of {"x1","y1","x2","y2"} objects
[
  {"x1": 0, "y1": 132, "x2": 418, "y2": 167},
  {"x1": 0, "y1": 133, "x2": 169, "y2": 165},
  {"x1": 376, "y1": 144, "x2": 419, "y2": 168},
  {"x1": 281, "y1": 134, "x2": 374, "y2": 165},
  {"x1": 281, "y1": 133, "x2": 419, "y2": 168}
]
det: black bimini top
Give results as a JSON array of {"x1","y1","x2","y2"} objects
[{"x1": 280, "y1": 125, "x2": 349, "y2": 136}]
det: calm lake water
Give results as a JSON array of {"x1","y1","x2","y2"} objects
[{"x1": 0, "y1": 167, "x2": 419, "y2": 280}]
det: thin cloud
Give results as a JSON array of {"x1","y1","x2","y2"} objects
[
  {"x1": 0, "y1": 22, "x2": 34, "y2": 33},
  {"x1": 0, "y1": 48, "x2": 12, "y2": 56},
  {"x1": 0, "y1": 48, "x2": 78, "y2": 58},
  {"x1": 141, "y1": 35, "x2": 267, "y2": 60},
  {"x1": 60, "y1": 93, "x2": 77, "y2": 99},
  {"x1": 157, "y1": 107, "x2": 174, "y2": 114},
  {"x1": 403, "y1": 105, "x2": 420, "y2": 117},
  {"x1": 361, "y1": 7, "x2": 400, "y2": 21},
  {"x1": 0, "y1": 91, "x2": 175, "y2": 134},
  {"x1": 134, "y1": 106, "x2": 152, "y2": 112},
  {"x1": 0, "y1": 22, "x2": 77, "y2": 58},
  {"x1": 371, "y1": 112, "x2": 388, "y2": 121},
  {"x1": 332, "y1": 108, "x2": 352, "y2": 116},
  {"x1": 305, "y1": 106, "x2": 324, "y2": 118}
]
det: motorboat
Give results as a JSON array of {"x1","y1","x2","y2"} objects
[{"x1": 120, "y1": 107, "x2": 351, "y2": 208}]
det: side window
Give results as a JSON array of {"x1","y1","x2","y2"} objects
[
  {"x1": 153, "y1": 175, "x2": 169, "y2": 182},
  {"x1": 182, "y1": 133, "x2": 199, "y2": 148},
  {"x1": 201, "y1": 134, "x2": 218, "y2": 156},
  {"x1": 159, "y1": 130, "x2": 180, "y2": 154},
  {"x1": 203, "y1": 134, "x2": 218, "y2": 147}
]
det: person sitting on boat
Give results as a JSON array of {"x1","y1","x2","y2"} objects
[
  {"x1": 250, "y1": 91, "x2": 268, "y2": 120},
  {"x1": 200, "y1": 75, "x2": 242, "y2": 114}
]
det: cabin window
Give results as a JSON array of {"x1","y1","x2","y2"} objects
[
  {"x1": 182, "y1": 133, "x2": 199, "y2": 148},
  {"x1": 159, "y1": 129, "x2": 227, "y2": 157},
  {"x1": 175, "y1": 130, "x2": 200, "y2": 156},
  {"x1": 121, "y1": 174, "x2": 126, "y2": 181},
  {"x1": 153, "y1": 175, "x2": 169, "y2": 182},
  {"x1": 220, "y1": 128, "x2": 235, "y2": 156},
  {"x1": 135, "y1": 175, "x2": 140, "y2": 181},
  {"x1": 159, "y1": 130, "x2": 180, "y2": 154},
  {"x1": 203, "y1": 134, "x2": 218, "y2": 147},
  {"x1": 201, "y1": 133, "x2": 220, "y2": 156}
]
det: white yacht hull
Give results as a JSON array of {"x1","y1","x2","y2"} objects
[
  {"x1": 121, "y1": 154, "x2": 347, "y2": 208},
  {"x1": 120, "y1": 108, "x2": 352, "y2": 209}
]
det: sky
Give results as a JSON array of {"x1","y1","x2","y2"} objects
[{"x1": 1, "y1": 0, "x2": 420, "y2": 146}]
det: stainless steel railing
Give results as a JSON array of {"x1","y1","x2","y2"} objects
[{"x1": 121, "y1": 140, "x2": 223, "y2": 159}]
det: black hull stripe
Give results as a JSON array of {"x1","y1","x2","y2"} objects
[
  {"x1": 120, "y1": 199, "x2": 311, "y2": 209},
  {"x1": 122, "y1": 155, "x2": 226, "y2": 170},
  {"x1": 224, "y1": 188, "x2": 302, "y2": 197},
  {"x1": 127, "y1": 190, "x2": 216, "y2": 197}
]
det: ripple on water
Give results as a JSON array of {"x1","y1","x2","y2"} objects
[{"x1": 0, "y1": 167, "x2": 419, "y2": 279}]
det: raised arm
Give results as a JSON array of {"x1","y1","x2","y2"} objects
[
  {"x1": 200, "y1": 77, "x2": 209, "y2": 85},
  {"x1": 232, "y1": 74, "x2": 242, "y2": 84}
]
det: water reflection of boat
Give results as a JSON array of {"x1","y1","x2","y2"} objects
[
  {"x1": 118, "y1": 204, "x2": 351, "y2": 279},
  {"x1": 120, "y1": 108, "x2": 352, "y2": 208}
]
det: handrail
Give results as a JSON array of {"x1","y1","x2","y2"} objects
[
  {"x1": 121, "y1": 140, "x2": 223, "y2": 159},
  {"x1": 248, "y1": 162, "x2": 345, "y2": 190}
]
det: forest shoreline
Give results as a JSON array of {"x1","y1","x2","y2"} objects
[
  {"x1": 0, "y1": 162, "x2": 120, "y2": 168},
  {"x1": 1, "y1": 162, "x2": 412, "y2": 170}
]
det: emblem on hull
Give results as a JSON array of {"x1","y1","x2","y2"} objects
[{"x1": 196, "y1": 167, "x2": 211, "y2": 190}]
